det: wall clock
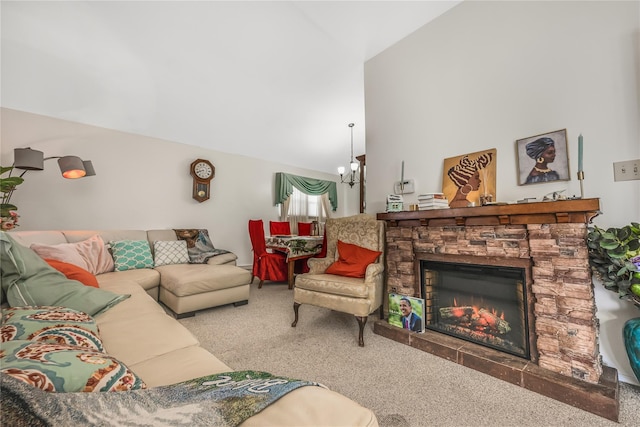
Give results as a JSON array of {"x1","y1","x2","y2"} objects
[{"x1": 190, "y1": 159, "x2": 215, "y2": 202}]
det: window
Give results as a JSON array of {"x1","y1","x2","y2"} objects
[{"x1": 285, "y1": 187, "x2": 326, "y2": 222}]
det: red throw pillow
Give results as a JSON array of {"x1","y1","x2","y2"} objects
[
  {"x1": 44, "y1": 258, "x2": 100, "y2": 288},
  {"x1": 325, "y1": 240, "x2": 382, "y2": 278}
]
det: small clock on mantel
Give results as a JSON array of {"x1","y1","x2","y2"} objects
[{"x1": 190, "y1": 159, "x2": 215, "y2": 202}]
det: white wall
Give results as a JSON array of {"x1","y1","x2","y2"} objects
[
  {"x1": 364, "y1": 1, "x2": 640, "y2": 384},
  {"x1": 0, "y1": 108, "x2": 360, "y2": 267}
]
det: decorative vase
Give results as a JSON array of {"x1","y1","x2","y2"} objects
[
  {"x1": 0, "y1": 212, "x2": 19, "y2": 231},
  {"x1": 623, "y1": 316, "x2": 640, "y2": 382}
]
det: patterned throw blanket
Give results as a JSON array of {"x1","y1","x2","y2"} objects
[
  {"x1": 1, "y1": 370, "x2": 324, "y2": 427},
  {"x1": 174, "y1": 229, "x2": 230, "y2": 264}
]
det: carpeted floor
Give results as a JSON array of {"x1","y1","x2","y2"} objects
[{"x1": 178, "y1": 281, "x2": 640, "y2": 427}]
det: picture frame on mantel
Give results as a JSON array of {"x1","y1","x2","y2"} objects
[
  {"x1": 516, "y1": 129, "x2": 570, "y2": 186},
  {"x1": 442, "y1": 148, "x2": 496, "y2": 208}
]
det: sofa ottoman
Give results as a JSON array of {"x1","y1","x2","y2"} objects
[{"x1": 157, "y1": 263, "x2": 252, "y2": 318}]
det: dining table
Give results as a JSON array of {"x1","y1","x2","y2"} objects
[{"x1": 265, "y1": 234, "x2": 324, "y2": 289}]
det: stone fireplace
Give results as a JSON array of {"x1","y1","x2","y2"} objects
[{"x1": 374, "y1": 199, "x2": 619, "y2": 421}]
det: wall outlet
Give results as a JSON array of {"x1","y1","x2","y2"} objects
[{"x1": 613, "y1": 159, "x2": 640, "y2": 182}]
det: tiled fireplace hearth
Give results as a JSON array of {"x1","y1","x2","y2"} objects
[{"x1": 375, "y1": 199, "x2": 619, "y2": 421}]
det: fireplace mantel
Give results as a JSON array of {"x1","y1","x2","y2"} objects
[{"x1": 377, "y1": 198, "x2": 600, "y2": 227}]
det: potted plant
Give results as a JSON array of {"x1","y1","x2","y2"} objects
[
  {"x1": 0, "y1": 165, "x2": 24, "y2": 230},
  {"x1": 587, "y1": 222, "x2": 640, "y2": 382},
  {"x1": 588, "y1": 223, "x2": 640, "y2": 304}
]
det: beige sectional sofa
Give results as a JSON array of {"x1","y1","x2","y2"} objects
[
  {"x1": 11, "y1": 229, "x2": 251, "y2": 317},
  {"x1": 2, "y1": 230, "x2": 379, "y2": 426}
]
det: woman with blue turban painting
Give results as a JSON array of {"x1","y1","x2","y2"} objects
[{"x1": 525, "y1": 137, "x2": 560, "y2": 184}]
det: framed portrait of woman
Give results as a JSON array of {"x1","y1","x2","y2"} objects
[
  {"x1": 442, "y1": 148, "x2": 497, "y2": 208},
  {"x1": 516, "y1": 129, "x2": 570, "y2": 186}
]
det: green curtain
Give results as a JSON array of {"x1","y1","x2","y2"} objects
[{"x1": 275, "y1": 172, "x2": 337, "y2": 212}]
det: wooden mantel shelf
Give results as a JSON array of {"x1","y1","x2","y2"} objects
[{"x1": 377, "y1": 198, "x2": 600, "y2": 227}]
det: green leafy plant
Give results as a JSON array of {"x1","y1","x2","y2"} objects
[
  {"x1": 587, "y1": 222, "x2": 640, "y2": 307},
  {"x1": 0, "y1": 165, "x2": 24, "y2": 217}
]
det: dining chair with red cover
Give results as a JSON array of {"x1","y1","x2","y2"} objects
[
  {"x1": 269, "y1": 221, "x2": 291, "y2": 236},
  {"x1": 297, "y1": 222, "x2": 313, "y2": 236},
  {"x1": 249, "y1": 219, "x2": 288, "y2": 288}
]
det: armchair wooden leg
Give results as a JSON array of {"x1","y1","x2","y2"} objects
[
  {"x1": 258, "y1": 279, "x2": 264, "y2": 289},
  {"x1": 356, "y1": 316, "x2": 368, "y2": 347},
  {"x1": 292, "y1": 302, "x2": 301, "y2": 327}
]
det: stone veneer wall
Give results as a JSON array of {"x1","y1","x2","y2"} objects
[{"x1": 384, "y1": 222, "x2": 602, "y2": 384}]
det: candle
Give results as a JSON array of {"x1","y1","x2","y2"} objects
[
  {"x1": 578, "y1": 134, "x2": 583, "y2": 172},
  {"x1": 400, "y1": 160, "x2": 404, "y2": 184}
]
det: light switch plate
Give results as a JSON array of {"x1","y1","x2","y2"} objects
[
  {"x1": 394, "y1": 179, "x2": 415, "y2": 194},
  {"x1": 613, "y1": 159, "x2": 640, "y2": 182}
]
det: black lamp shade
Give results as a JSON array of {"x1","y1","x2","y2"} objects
[
  {"x1": 58, "y1": 156, "x2": 86, "y2": 179},
  {"x1": 14, "y1": 148, "x2": 44, "y2": 170},
  {"x1": 82, "y1": 160, "x2": 96, "y2": 177}
]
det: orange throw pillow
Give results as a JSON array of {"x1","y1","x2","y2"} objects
[
  {"x1": 325, "y1": 240, "x2": 382, "y2": 278},
  {"x1": 44, "y1": 258, "x2": 100, "y2": 288}
]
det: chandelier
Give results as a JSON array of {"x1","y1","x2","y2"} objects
[{"x1": 337, "y1": 123, "x2": 360, "y2": 188}]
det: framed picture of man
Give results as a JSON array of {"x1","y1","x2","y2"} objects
[
  {"x1": 516, "y1": 129, "x2": 570, "y2": 186},
  {"x1": 442, "y1": 148, "x2": 496, "y2": 208},
  {"x1": 388, "y1": 293, "x2": 425, "y2": 333}
]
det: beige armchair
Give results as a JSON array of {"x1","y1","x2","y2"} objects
[{"x1": 291, "y1": 214, "x2": 385, "y2": 346}]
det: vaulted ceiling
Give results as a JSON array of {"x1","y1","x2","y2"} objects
[{"x1": 2, "y1": 1, "x2": 461, "y2": 174}]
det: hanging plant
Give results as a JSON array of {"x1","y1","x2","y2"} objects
[
  {"x1": 0, "y1": 165, "x2": 24, "y2": 230},
  {"x1": 587, "y1": 223, "x2": 640, "y2": 308}
]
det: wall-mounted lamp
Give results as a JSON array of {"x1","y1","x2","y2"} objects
[
  {"x1": 337, "y1": 123, "x2": 360, "y2": 188},
  {"x1": 14, "y1": 148, "x2": 96, "y2": 179}
]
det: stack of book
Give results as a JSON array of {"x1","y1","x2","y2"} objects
[{"x1": 417, "y1": 193, "x2": 449, "y2": 210}]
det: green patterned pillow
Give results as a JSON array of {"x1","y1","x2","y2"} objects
[
  {"x1": 1, "y1": 306, "x2": 104, "y2": 352},
  {"x1": 153, "y1": 240, "x2": 189, "y2": 266},
  {"x1": 0, "y1": 340, "x2": 147, "y2": 392},
  {"x1": 109, "y1": 240, "x2": 154, "y2": 271}
]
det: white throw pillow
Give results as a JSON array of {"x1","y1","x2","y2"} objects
[{"x1": 153, "y1": 240, "x2": 190, "y2": 266}]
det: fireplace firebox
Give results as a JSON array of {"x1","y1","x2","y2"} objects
[{"x1": 421, "y1": 260, "x2": 530, "y2": 358}]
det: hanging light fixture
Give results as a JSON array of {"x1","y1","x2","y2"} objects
[{"x1": 337, "y1": 123, "x2": 360, "y2": 188}]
